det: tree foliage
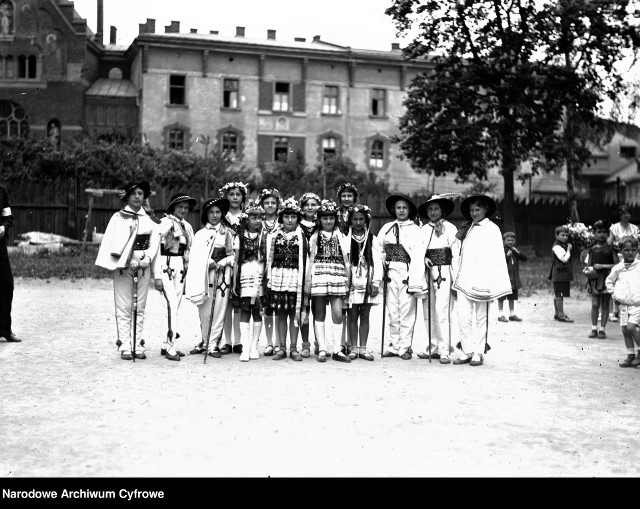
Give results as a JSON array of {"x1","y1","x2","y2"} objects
[{"x1": 387, "y1": 0, "x2": 640, "y2": 228}]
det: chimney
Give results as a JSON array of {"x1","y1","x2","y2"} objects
[
  {"x1": 391, "y1": 43, "x2": 400, "y2": 50},
  {"x1": 165, "y1": 21, "x2": 180, "y2": 33},
  {"x1": 96, "y1": 0, "x2": 103, "y2": 45},
  {"x1": 294, "y1": 37, "x2": 306, "y2": 42},
  {"x1": 267, "y1": 29, "x2": 276, "y2": 40},
  {"x1": 312, "y1": 35, "x2": 321, "y2": 42},
  {"x1": 210, "y1": 30, "x2": 219, "y2": 35},
  {"x1": 190, "y1": 28, "x2": 197, "y2": 33},
  {"x1": 139, "y1": 18, "x2": 156, "y2": 35},
  {"x1": 109, "y1": 26, "x2": 117, "y2": 44},
  {"x1": 236, "y1": 26, "x2": 245, "y2": 37}
]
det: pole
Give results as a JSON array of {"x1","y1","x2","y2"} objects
[
  {"x1": 427, "y1": 268, "x2": 432, "y2": 363},
  {"x1": 380, "y1": 263, "x2": 389, "y2": 357},
  {"x1": 132, "y1": 268, "x2": 138, "y2": 363},
  {"x1": 203, "y1": 267, "x2": 219, "y2": 364},
  {"x1": 161, "y1": 288, "x2": 173, "y2": 347}
]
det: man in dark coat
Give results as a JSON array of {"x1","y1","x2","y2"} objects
[{"x1": 0, "y1": 184, "x2": 21, "y2": 343}]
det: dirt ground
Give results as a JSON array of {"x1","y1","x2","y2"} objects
[{"x1": 1, "y1": 277, "x2": 639, "y2": 478}]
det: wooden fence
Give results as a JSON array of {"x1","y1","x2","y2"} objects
[{"x1": 3, "y1": 180, "x2": 632, "y2": 256}]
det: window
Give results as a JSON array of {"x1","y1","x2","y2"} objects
[
  {"x1": 222, "y1": 130, "x2": 238, "y2": 157},
  {"x1": 322, "y1": 85, "x2": 339, "y2": 114},
  {"x1": 223, "y1": 78, "x2": 239, "y2": 108},
  {"x1": 322, "y1": 137, "x2": 337, "y2": 161},
  {"x1": 17, "y1": 55, "x2": 25, "y2": 78},
  {"x1": 168, "y1": 128, "x2": 185, "y2": 150},
  {"x1": 621, "y1": 145, "x2": 637, "y2": 159},
  {"x1": 274, "y1": 137, "x2": 289, "y2": 161},
  {"x1": 5, "y1": 55, "x2": 13, "y2": 79},
  {"x1": 369, "y1": 140, "x2": 385, "y2": 168},
  {"x1": 371, "y1": 88, "x2": 386, "y2": 117},
  {"x1": 27, "y1": 55, "x2": 36, "y2": 78},
  {"x1": 169, "y1": 75, "x2": 186, "y2": 105},
  {"x1": 273, "y1": 82, "x2": 290, "y2": 111}
]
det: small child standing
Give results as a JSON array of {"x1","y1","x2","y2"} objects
[
  {"x1": 232, "y1": 200, "x2": 266, "y2": 362},
  {"x1": 584, "y1": 220, "x2": 617, "y2": 339},
  {"x1": 497, "y1": 232, "x2": 527, "y2": 323},
  {"x1": 605, "y1": 236, "x2": 640, "y2": 368},
  {"x1": 548, "y1": 226, "x2": 574, "y2": 323}
]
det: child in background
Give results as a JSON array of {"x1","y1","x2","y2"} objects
[
  {"x1": 497, "y1": 232, "x2": 527, "y2": 323},
  {"x1": 259, "y1": 188, "x2": 282, "y2": 356},
  {"x1": 584, "y1": 220, "x2": 617, "y2": 339},
  {"x1": 548, "y1": 225, "x2": 574, "y2": 323},
  {"x1": 607, "y1": 205, "x2": 638, "y2": 322},
  {"x1": 232, "y1": 200, "x2": 266, "y2": 362},
  {"x1": 605, "y1": 236, "x2": 640, "y2": 368}
]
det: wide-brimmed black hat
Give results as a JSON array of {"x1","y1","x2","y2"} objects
[
  {"x1": 122, "y1": 180, "x2": 151, "y2": 201},
  {"x1": 167, "y1": 193, "x2": 197, "y2": 214},
  {"x1": 417, "y1": 194, "x2": 456, "y2": 219},
  {"x1": 201, "y1": 197, "x2": 230, "y2": 225},
  {"x1": 385, "y1": 194, "x2": 417, "y2": 220},
  {"x1": 460, "y1": 194, "x2": 497, "y2": 220}
]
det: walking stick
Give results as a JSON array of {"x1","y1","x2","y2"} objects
[
  {"x1": 161, "y1": 288, "x2": 174, "y2": 348},
  {"x1": 427, "y1": 267, "x2": 432, "y2": 363},
  {"x1": 380, "y1": 263, "x2": 389, "y2": 357},
  {"x1": 132, "y1": 268, "x2": 139, "y2": 363},
  {"x1": 203, "y1": 267, "x2": 220, "y2": 364},
  {"x1": 484, "y1": 301, "x2": 491, "y2": 354}
]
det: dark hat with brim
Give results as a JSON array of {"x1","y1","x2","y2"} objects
[
  {"x1": 122, "y1": 181, "x2": 151, "y2": 201},
  {"x1": 460, "y1": 194, "x2": 497, "y2": 220},
  {"x1": 201, "y1": 197, "x2": 230, "y2": 225},
  {"x1": 385, "y1": 194, "x2": 417, "y2": 220},
  {"x1": 168, "y1": 193, "x2": 197, "y2": 214},
  {"x1": 417, "y1": 195, "x2": 455, "y2": 219}
]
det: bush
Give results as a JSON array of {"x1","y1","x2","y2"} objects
[{"x1": 9, "y1": 246, "x2": 109, "y2": 280}]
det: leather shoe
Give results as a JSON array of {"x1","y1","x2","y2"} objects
[
  {"x1": 161, "y1": 349, "x2": 185, "y2": 357},
  {"x1": 332, "y1": 352, "x2": 351, "y2": 363},
  {"x1": 135, "y1": 352, "x2": 146, "y2": 360},
  {"x1": 587, "y1": 330, "x2": 598, "y2": 338},
  {"x1": 208, "y1": 350, "x2": 221, "y2": 358},
  {"x1": 166, "y1": 353, "x2": 181, "y2": 361},
  {"x1": 470, "y1": 354, "x2": 483, "y2": 366},
  {"x1": 121, "y1": 352, "x2": 133, "y2": 360},
  {"x1": 232, "y1": 344, "x2": 243, "y2": 354},
  {"x1": 453, "y1": 355, "x2": 471, "y2": 365},
  {"x1": 498, "y1": 316, "x2": 508, "y2": 322},
  {"x1": 289, "y1": 350, "x2": 303, "y2": 361},
  {"x1": 190, "y1": 346, "x2": 205, "y2": 354},
  {"x1": 219, "y1": 344, "x2": 232, "y2": 354},
  {"x1": 6, "y1": 333, "x2": 22, "y2": 342},
  {"x1": 597, "y1": 331, "x2": 607, "y2": 339},
  {"x1": 417, "y1": 352, "x2": 440, "y2": 360},
  {"x1": 273, "y1": 349, "x2": 287, "y2": 360},
  {"x1": 509, "y1": 315, "x2": 522, "y2": 322},
  {"x1": 400, "y1": 352, "x2": 412, "y2": 360},
  {"x1": 557, "y1": 315, "x2": 574, "y2": 323},
  {"x1": 381, "y1": 351, "x2": 398, "y2": 358},
  {"x1": 440, "y1": 356, "x2": 451, "y2": 364}
]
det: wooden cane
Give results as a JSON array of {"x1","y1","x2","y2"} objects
[
  {"x1": 427, "y1": 267, "x2": 432, "y2": 363},
  {"x1": 161, "y1": 288, "x2": 174, "y2": 348},
  {"x1": 132, "y1": 268, "x2": 138, "y2": 363},
  {"x1": 203, "y1": 267, "x2": 219, "y2": 364},
  {"x1": 381, "y1": 263, "x2": 389, "y2": 357}
]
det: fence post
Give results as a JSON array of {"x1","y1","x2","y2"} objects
[{"x1": 67, "y1": 178, "x2": 77, "y2": 239}]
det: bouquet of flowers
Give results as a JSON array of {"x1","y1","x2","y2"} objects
[{"x1": 562, "y1": 221, "x2": 595, "y2": 251}]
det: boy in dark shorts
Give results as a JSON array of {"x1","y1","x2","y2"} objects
[{"x1": 497, "y1": 231, "x2": 527, "y2": 322}]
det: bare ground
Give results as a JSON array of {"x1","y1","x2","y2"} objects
[{"x1": 1, "y1": 278, "x2": 638, "y2": 477}]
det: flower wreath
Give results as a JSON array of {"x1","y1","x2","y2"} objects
[
  {"x1": 280, "y1": 197, "x2": 302, "y2": 214},
  {"x1": 349, "y1": 204, "x2": 372, "y2": 220},
  {"x1": 318, "y1": 199, "x2": 338, "y2": 215},
  {"x1": 300, "y1": 192, "x2": 321, "y2": 206},
  {"x1": 219, "y1": 181, "x2": 249, "y2": 199},
  {"x1": 337, "y1": 182, "x2": 359, "y2": 199},
  {"x1": 244, "y1": 198, "x2": 265, "y2": 216}
]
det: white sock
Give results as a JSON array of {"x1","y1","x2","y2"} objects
[
  {"x1": 314, "y1": 321, "x2": 326, "y2": 352},
  {"x1": 332, "y1": 323, "x2": 343, "y2": 354},
  {"x1": 592, "y1": 325, "x2": 598, "y2": 331},
  {"x1": 628, "y1": 347, "x2": 635, "y2": 355},
  {"x1": 239, "y1": 322, "x2": 250, "y2": 360}
]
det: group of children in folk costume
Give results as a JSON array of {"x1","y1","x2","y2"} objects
[{"x1": 96, "y1": 178, "x2": 513, "y2": 367}]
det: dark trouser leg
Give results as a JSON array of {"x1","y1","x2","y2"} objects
[{"x1": 0, "y1": 244, "x2": 14, "y2": 337}]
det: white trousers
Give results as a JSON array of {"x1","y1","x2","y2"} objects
[
  {"x1": 159, "y1": 255, "x2": 186, "y2": 351},
  {"x1": 422, "y1": 266, "x2": 457, "y2": 356},
  {"x1": 197, "y1": 266, "x2": 231, "y2": 352},
  {"x1": 457, "y1": 293, "x2": 491, "y2": 356},
  {"x1": 385, "y1": 266, "x2": 417, "y2": 355},
  {"x1": 113, "y1": 267, "x2": 150, "y2": 353}
]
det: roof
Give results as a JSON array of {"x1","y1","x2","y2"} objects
[
  {"x1": 85, "y1": 79, "x2": 137, "y2": 98},
  {"x1": 604, "y1": 159, "x2": 640, "y2": 184}
]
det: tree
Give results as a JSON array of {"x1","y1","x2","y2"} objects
[
  {"x1": 534, "y1": 0, "x2": 640, "y2": 220},
  {"x1": 386, "y1": 0, "x2": 640, "y2": 230}
]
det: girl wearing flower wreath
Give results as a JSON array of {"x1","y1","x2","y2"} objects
[
  {"x1": 305, "y1": 199, "x2": 352, "y2": 363},
  {"x1": 232, "y1": 200, "x2": 267, "y2": 361},
  {"x1": 336, "y1": 183, "x2": 358, "y2": 351},
  {"x1": 219, "y1": 181, "x2": 249, "y2": 355},
  {"x1": 264, "y1": 197, "x2": 309, "y2": 361},
  {"x1": 258, "y1": 188, "x2": 282, "y2": 356},
  {"x1": 299, "y1": 192, "x2": 321, "y2": 357},
  {"x1": 346, "y1": 204, "x2": 381, "y2": 361},
  {"x1": 185, "y1": 197, "x2": 236, "y2": 358}
]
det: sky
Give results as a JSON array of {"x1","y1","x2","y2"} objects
[{"x1": 70, "y1": 0, "x2": 403, "y2": 51}]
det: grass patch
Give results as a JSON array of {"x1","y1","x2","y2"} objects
[
  {"x1": 519, "y1": 256, "x2": 588, "y2": 297},
  {"x1": 9, "y1": 246, "x2": 110, "y2": 280}
]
